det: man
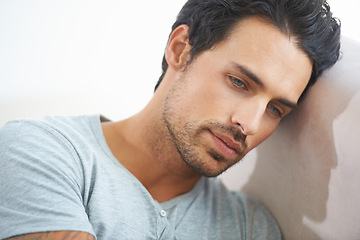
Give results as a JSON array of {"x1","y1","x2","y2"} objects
[{"x1": 0, "y1": 0, "x2": 340, "y2": 239}]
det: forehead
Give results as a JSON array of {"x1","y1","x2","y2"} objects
[{"x1": 211, "y1": 16, "x2": 313, "y2": 101}]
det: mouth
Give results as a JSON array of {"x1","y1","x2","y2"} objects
[{"x1": 209, "y1": 130, "x2": 244, "y2": 159}]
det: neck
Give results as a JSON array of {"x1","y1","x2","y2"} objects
[{"x1": 101, "y1": 102, "x2": 201, "y2": 202}]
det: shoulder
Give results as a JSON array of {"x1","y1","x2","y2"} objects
[
  {"x1": 0, "y1": 114, "x2": 98, "y2": 139},
  {"x1": 0, "y1": 115, "x2": 99, "y2": 155},
  {"x1": 233, "y1": 191, "x2": 281, "y2": 239},
  {"x1": 0, "y1": 115, "x2": 102, "y2": 190},
  {"x1": 0, "y1": 116, "x2": 98, "y2": 239},
  {"x1": 205, "y1": 178, "x2": 282, "y2": 239}
]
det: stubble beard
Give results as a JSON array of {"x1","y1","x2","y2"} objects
[{"x1": 161, "y1": 93, "x2": 248, "y2": 178}]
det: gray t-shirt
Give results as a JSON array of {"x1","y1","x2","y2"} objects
[{"x1": 0, "y1": 115, "x2": 281, "y2": 239}]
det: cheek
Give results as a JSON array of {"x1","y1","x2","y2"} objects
[
  {"x1": 186, "y1": 92, "x2": 226, "y2": 120},
  {"x1": 183, "y1": 81, "x2": 230, "y2": 118}
]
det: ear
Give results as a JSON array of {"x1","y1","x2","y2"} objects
[{"x1": 165, "y1": 24, "x2": 192, "y2": 71}]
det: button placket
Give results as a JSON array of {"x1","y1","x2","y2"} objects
[{"x1": 159, "y1": 209, "x2": 167, "y2": 217}]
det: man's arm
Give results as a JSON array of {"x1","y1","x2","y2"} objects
[{"x1": 5, "y1": 231, "x2": 95, "y2": 240}]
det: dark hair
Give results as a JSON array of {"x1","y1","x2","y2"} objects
[{"x1": 154, "y1": 0, "x2": 341, "y2": 102}]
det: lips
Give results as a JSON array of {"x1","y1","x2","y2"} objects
[{"x1": 209, "y1": 130, "x2": 244, "y2": 158}]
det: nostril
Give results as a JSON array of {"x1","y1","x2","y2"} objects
[{"x1": 237, "y1": 122, "x2": 246, "y2": 134}]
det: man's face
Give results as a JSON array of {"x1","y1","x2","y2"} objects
[{"x1": 162, "y1": 17, "x2": 312, "y2": 177}]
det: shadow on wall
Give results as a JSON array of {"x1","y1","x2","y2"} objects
[{"x1": 242, "y1": 37, "x2": 360, "y2": 240}]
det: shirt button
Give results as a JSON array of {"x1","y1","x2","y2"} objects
[{"x1": 160, "y1": 210, "x2": 167, "y2": 217}]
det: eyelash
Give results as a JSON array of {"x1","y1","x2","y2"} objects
[
  {"x1": 229, "y1": 76, "x2": 247, "y2": 90},
  {"x1": 267, "y1": 104, "x2": 282, "y2": 118},
  {"x1": 229, "y1": 76, "x2": 283, "y2": 118}
]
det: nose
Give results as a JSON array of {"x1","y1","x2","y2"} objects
[{"x1": 230, "y1": 101, "x2": 265, "y2": 136}]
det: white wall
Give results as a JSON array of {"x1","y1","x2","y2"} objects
[
  {"x1": 329, "y1": 0, "x2": 360, "y2": 41},
  {"x1": 0, "y1": 0, "x2": 358, "y2": 126},
  {"x1": 0, "y1": 0, "x2": 187, "y2": 125}
]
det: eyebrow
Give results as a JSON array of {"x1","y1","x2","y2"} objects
[
  {"x1": 231, "y1": 62, "x2": 265, "y2": 88},
  {"x1": 277, "y1": 98, "x2": 298, "y2": 109},
  {"x1": 230, "y1": 62, "x2": 298, "y2": 109}
]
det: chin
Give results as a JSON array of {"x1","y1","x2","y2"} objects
[{"x1": 186, "y1": 155, "x2": 239, "y2": 178}]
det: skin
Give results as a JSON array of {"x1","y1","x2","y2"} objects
[
  {"x1": 5, "y1": 231, "x2": 94, "y2": 240},
  {"x1": 102, "y1": 16, "x2": 312, "y2": 202},
  {"x1": 7, "y1": 16, "x2": 312, "y2": 239}
]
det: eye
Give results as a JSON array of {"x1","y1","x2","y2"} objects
[
  {"x1": 230, "y1": 76, "x2": 247, "y2": 90},
  {"x1": 267, "y1": 104, "x2": 282, "y2": 118}
]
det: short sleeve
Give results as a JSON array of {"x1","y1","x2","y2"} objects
[{"x1": 0, "y1": 120, "x2": 95, "y2": 239}]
